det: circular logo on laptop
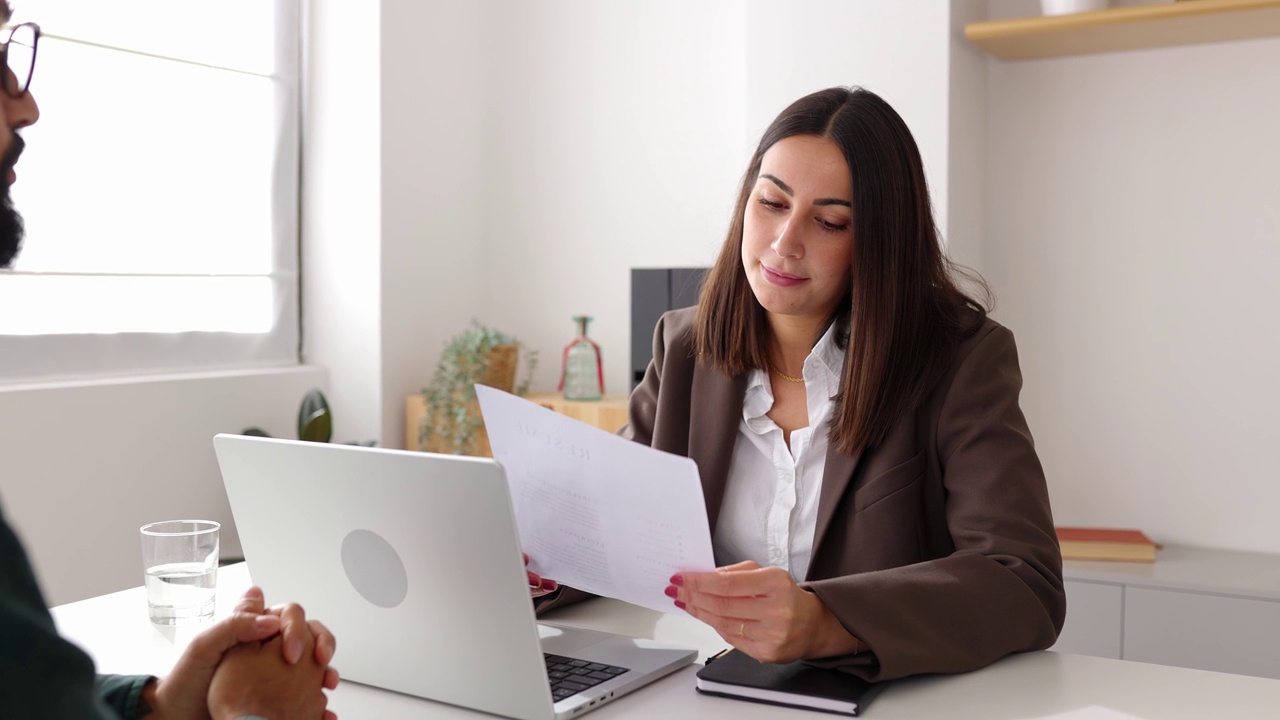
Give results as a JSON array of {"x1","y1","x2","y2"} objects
[{"x1": 340, "y1": 529, "x2": 408, "y2": 608}]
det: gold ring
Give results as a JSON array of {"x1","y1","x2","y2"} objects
[{"x1": 738, "y1": 621, "x2": 745, "y2": 638}]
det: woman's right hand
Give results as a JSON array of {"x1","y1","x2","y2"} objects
[{"x1": 523, "y1": 552, "x2": 559, "y2": 598}]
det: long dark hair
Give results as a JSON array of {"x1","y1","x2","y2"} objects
[{"x1": 694, "y1": 86, "x2": 990, "y2": 456}]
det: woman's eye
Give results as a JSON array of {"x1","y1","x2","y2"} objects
[
  {"x1": 757, "y1": 197, "x2": 785, "y2": 210},
  {"x1": 819, "y1": 219, "x2": 849, "y2": 233}
]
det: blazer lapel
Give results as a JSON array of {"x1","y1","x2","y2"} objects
[
  {"x1": 687, "y1": 366, "x2": 746, "y2": 535},
  {"x1": 808, "y1": 443, "x2": 862, "y2": 569}
]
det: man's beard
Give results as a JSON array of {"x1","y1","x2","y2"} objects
[{"x1": 0, "y1": 133, "x2": 26, "y2": 269}]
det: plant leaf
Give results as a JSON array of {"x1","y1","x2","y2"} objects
[
  {"x1": 299, "y1": 408, "x2": 333, "y2": 443},
  {"x1": 422, "y1": 321, "x2": 528, "y2": 455},
  {"x1": 297, "y1": 389, "x2": 332, "y2": 442}
]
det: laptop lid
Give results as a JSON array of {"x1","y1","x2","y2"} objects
[{"x1": 214, "y1": 434, "x2": 694, "y2": 720}]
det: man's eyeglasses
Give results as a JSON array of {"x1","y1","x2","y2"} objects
[{"x1": 1, "y1": 22, "x2": 39, "y2": 98}]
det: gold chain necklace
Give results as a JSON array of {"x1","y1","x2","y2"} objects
[{"x1": 772, "y1": 365, "x2": 805, "y2": 384}]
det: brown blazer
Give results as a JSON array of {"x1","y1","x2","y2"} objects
[{"x1": 541, "y1": 306, "x2": 1065, "y2": 682}]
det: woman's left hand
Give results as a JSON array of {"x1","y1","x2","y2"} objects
[
  {"x1": 524, "y1": 552, "x2": 559, "y2": 598},
  {"x1": 667, "y1": 561, "x2": 829, "y2": 663}
]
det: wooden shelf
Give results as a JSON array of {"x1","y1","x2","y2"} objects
[
  {"x1": 524, "y1": 392, "x2": 630, "y2": 435},
  {"x1": 966, "y1": 0, "x2": 1280, "y2": 60},
  {"x1": 404, "y1": 391, "x2": 630, "y2": 456}
]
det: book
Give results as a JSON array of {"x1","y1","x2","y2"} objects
[
  {"x1": 1056, "y1": 526, "x2": 1157, "y2": 562},
  {"x1": 694, "y1": 649, "x2": 885, "y2": 716}
]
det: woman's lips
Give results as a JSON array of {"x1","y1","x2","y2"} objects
[{"x1": 762, "y1": 265, "x2": 807, "y2": 288}]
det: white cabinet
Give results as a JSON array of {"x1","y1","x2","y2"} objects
[
  {"x1": 1053, "y1": 580, "x2": 1122, "y2": 659},
  {"x1": 1124, "y1": 587, "x2": 1280, "y2": 679},
  {"x1": 1051, "y1": 545, "x2": 1280, "y2": 680}
]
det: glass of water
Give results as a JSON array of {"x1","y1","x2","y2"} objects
[{"x1": 139, "y1": 520, "x2": 220, "y2": 626}]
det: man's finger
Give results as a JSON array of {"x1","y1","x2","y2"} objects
[
  {"x1": 219, "y1": 613, "x2": 282, "y2": 645},
  {"x1": 309, "y1": 619, "x2": 337, "y2": 666},
  {"x1": 234, "y1": 585, "x2": 267, "y2": 615},
  {"x1": 323, "y1": 666, "x2": 341, "y2": 690},
  {"x1": 185, "y1": 612, "x2": 281, "y2": 662},
  {"x1": 270, "y1": 602, "x2": 313, "y2": 664}
]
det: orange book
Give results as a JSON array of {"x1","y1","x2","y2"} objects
[{"x1": 1055, "y1": 527, "x2": 1157, "y2": 563}]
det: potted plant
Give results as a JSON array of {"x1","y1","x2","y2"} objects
[{"x1": 419, "y1": 321, "x2": 536, "y2": 456}]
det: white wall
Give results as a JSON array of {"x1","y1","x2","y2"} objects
[
  {"x1": 304, "y1": 0, "x2": 497, "y2": 452},
  {"x1": 947, "y1": 0, "x2": 990, "y2": 270},
  {"x1": 745, "y1": 0, "x2": 954, "y2": 239},
  {"x1": 483, "y1": 0, "x2": 748, "y2": 395},
  {"x1": 379, "y1": 0, "x2": 494, "y2": 448},
  {"x1": 302, "y1": 0, "x2": 384, "y2": 447},
  {"x1": 0, "y1": 367, "x2": 326, "y2": 605},
  {"x1": 984, "y1": 33, "x2": 1280, "y2": 554}
]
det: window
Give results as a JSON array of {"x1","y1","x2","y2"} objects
[{"x1": 0, "y1": 0, "x2": 299, "y2": 382}]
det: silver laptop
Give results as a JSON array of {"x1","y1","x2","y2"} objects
[{"x1": 214, "y1": 434, "x2": 696, "y2": 720}]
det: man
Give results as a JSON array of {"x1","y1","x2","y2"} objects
[{"x1": 0, "y1": 7, "x2": 339, "y2": 719}]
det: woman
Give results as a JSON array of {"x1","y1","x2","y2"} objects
[{"x1": 535, "y1": 86, "x2": 1064, "y2": 682}]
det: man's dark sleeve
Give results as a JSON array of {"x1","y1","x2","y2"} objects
[
  {"x1": 95, "y1": 674, "x2": 155, "y2": 719},
  {"x1": 0, "y1": 500, "x2": 152, "y2": 720}
]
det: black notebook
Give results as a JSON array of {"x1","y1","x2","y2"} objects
[{"x1": 695, "y1": 649, "x2": 885, "y2": 716}]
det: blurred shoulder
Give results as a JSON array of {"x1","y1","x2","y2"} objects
[{"x1": 656, "y1": 306, "x2": 699, "y2": 352}]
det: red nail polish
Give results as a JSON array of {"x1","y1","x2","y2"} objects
[
  {"x1": 674, "y1": 600, "x2": 686, "y2": 610},
  {"x1": 669, "y1": 574, "x2": 684, "y2": 586},
  {"x1": 664, "y1": 585, "x2": 678, "y2": 598}
]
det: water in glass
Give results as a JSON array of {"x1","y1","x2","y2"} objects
[{"x1": 145, "y1": 561, "x2": 217, "y2": 625}]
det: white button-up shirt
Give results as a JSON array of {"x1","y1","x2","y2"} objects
[{"x1": 712, "y1": 323, "x2": 845, "y2": 583}]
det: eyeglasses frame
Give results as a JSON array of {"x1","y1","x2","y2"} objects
[{"x1": 0, "y1": 22, "x2": 40, "y2": 98}]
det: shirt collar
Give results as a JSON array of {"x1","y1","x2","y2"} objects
[
  {"x1": 811, "y1": 321, "x2": 846, "y2": 384},
  {"x1": 743, "y1": 368, "x2": 772, "y2": 421},
  {"x1": 741, "y1": 322, "x2": 846, "y2": 422}
]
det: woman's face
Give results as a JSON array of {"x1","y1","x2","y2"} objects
[{"x1": 741, "y1": 134, "x2": 854, "y2": 326}]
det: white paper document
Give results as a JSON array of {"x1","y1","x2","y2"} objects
[{"x1": 475, "y1": 385, "x2": 716, "y2": 613}]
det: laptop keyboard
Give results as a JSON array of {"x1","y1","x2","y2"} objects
[{"x1": 544, "y1": 653, "x2": 631, "y2": 702}]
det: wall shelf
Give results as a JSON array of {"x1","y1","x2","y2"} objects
[{"x1": 966, "y1": 0, "x2": 1280, "y2": 60}]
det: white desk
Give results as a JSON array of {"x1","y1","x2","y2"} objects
[{"x1": 52, "y1": 564, "x2": 1280, "y2": 719}]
